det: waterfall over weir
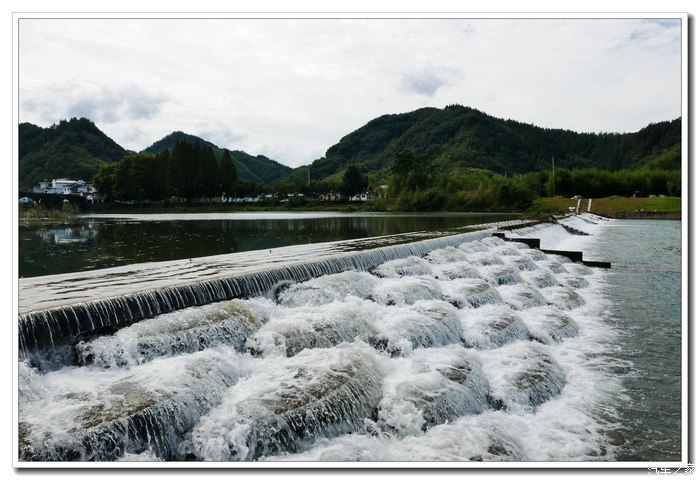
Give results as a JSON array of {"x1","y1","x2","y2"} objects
[
  {"x1": 18, "y1": 214, "x2": 624, "y2": 463},
  {"x1": 19, "y1": 230, "x2": 493, "y2": 368}
]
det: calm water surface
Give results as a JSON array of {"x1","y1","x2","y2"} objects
[
  {"x1": 19, "y1": 212, "x2": 519, "y2": 278},
  {"x1": 588, "y1": 220, "x2": 683, "y2": 461}
]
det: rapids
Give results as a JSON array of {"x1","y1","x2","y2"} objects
[{"x1": 17, "y1": 214, "x2": 625, "y2": 463}]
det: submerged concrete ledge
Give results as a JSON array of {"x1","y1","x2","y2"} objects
[{"x1": 492, "y1": 232, "x2": 611, "y2": 268}]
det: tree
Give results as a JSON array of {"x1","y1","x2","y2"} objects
[
  {"x1": 390, "y1": 149, "x2": 434, "y2": 192},
  {"x1": 92, "y1": 163, "x2": 117, "y2": 201},
  {"x1": 152, "y1": 149, "x2": 170, "y2": 201},
  {"x1": 340, "y1": 164, "x2": 368, "y2": 197},
  {"x1": 199, "y1": 146, "x2": 218, "y2": 200},
  {"x1": 218, "y1": 149, "x2": 238, "y2": 198}
]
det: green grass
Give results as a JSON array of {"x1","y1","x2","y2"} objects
[
  {"x1": 19, "y1": 207, "x2": 76, "y2": 223},
  {"x1": 535, "y1": 196, "x2": 681, "y2": 215},
  {"x1": 589, "y1": 196, "x2": 680, "y2": 213}
]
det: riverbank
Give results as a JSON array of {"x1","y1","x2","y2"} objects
[
  {"x1": 19, "y1": 195, "x2": 682, "y2": 220},
  {"x1": 18, "y1": 208, "x2": 77, "y2": 225},
  {"x1": 536, "y1": 196, "x2": 681, "y2": 219}
]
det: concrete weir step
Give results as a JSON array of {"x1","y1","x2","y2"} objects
[{"x1": 491, "y1": 232, "x2": 611, "y2": 269}]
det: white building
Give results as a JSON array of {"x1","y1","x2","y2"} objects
[
  {"x1": 33, "y1": 178, "x2": 97, "y2": 196},
  {"x1": 31, "y1": 178, "x2": 103, "y2": 203},
  {"x1": 350, "y1": 192, "x2": 370, "y2": 202}
]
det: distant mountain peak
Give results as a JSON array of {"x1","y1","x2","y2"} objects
[
  {"x1": 142, "y1": 131, "x2": 291, "y2": 184},
  {"x1": 19, "y1": 121, "x2": 293, "y2": 189},
  {"x1": 19, "y1": 119, "x2": 128, "y2": 190}
]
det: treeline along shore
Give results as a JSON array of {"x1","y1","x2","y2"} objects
[{"x1": 19, "y1": 105, "x2": 682, "y2": 216}]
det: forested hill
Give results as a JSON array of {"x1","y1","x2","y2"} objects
[
  {"x1": 18, "y1": 120, "x2": 292, "y2": 190},
  {"x1": 143, "y1": 131, "x2": 292, "y2": 184},
  {"x1": 308, "y1": 105, "x2": 681, "y2": 181},
  {"x1": 19, "y1": 118, "x2": 129, "y2": 190}
]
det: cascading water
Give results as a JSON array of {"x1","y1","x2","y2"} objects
[{"x1": 17, "y1": 214, "x2": 626, "y2": 463}]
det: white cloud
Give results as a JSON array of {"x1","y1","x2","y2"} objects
[
  {"x1": 18, "y1": 17, "x2": 682, "y2": 168},
  {"x1": 21, "y1": 80, "x2": 169, "y2": 125},
  {"x1": 401, "y1": 66, "x2": 462, "y2": 97},
  {"x1": 193, "y1": 121, "x2": 247, "y2": 150}
]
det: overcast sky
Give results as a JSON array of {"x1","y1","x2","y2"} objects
[{"x1": 18, "y1": 16, "x2": 682, "y2": 168}]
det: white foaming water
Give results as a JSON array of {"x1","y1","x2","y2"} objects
[
  {"x1": 557, "y1": 274, "x2": 590, "y2": 289},
  {"x1": 541, "y1": 286, "x2": 587, "y2": 310},
  {"x1": 459, "y1": 304, "x2": 530, "y2": 349},
  {"x1": 272, "y1": 281, "x2": 621, "y2": 462},
  {"x1": 477, "y1": 264, "x2": 524, "y2": 286},
  {"x1": 247, "y1": 298, "x2": 378, "y2": 357},
  {"x1": 276, "y1": 271, "x2": 378, "y2": 307},
  {"x1": 369, "y1": 300, "x2": 464, "y2": 356},
  {"x1": 431, "y1": 261, "x2": 483, "y2": 281},
  {"x1": 375, "y1": 345, "x2": 491, "y2": 436},
  {"x1": 371, "y1": 276, "x2": 443, "y2": 306},
  {"x1": 477, "y1": 340, "x2": 567, "y2": 411},
  {"x1": 464, "y1": 252, "x2": 506, "y2": 266},
  {"x1": 371, "y1": 255, "x2": 433, "y2": 278},
  {"x1": 424, "y1": 246, "x2": 469, "y2": 264},
  {"x1": 497, "y1": 283, "x2": 549, "y2": 310},
  {"x1": 558, "y1": 213, "x2": 604, "y2": 235},
  {"x1": 521, "y1": 269, "x2": 561, "y2": 288},
  {"x1": 185, "y1": 343, "x2": 383, "y2": 461},
  {"x1": 440, "y1": 278, "x2": 503, "y2": 308},
  {"x1": 18, "y1": 215, "x2": 625, "y2": 463},
  {"x1": 518, "y1": 306, "x2": 580, "y2": 344},
  {"x1": 76, "y1": 298, "x2": 273, "y2": 368},
  {"x1": 19, "y1": 348, "x2": 242, "y2": 461},
  {"x1": 507, "y1": 220, "x2": 594, "y2": 251}
]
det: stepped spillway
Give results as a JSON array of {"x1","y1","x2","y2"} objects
[{"x1": 17, "y1": 214, "x2": 623, "y2": 463}]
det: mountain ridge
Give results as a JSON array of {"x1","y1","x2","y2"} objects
[
  {"x1": 18, "y1": 119, "x2": 292, "y2": 189},
  {"x1": 306, "y1": 105, "x2": 681, "y2": 182},
  {"x1": 18, "y1": 106, "x2": 681, "y2": 192}
]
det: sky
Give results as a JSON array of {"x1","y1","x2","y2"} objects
[{"x1": 18, "y1": 15, "x2": 682, "y2": 168}]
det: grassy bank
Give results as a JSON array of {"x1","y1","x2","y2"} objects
[
  {"x1": 534, "y1": 196, "x2": 681, "y2": 219},
  {"x1": 19, "y1": 207, "x2": 76, "y2": 224}
]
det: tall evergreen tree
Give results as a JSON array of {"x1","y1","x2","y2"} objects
[
  {"x1": 218, "y1": 149, "x2": 238, "y2": 198},
  {"x1": 153, "y1": 149, "x2": 170, "y2": 201},
  {"x1": 201, "y1": 146, "x2": 219, "y2": 200},
  {"x1": 166, "y1": 140, "x2": 189, "y2": 200}
]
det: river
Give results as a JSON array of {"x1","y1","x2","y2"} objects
[
  {"x1": 19, "y1": 212, "x2": 519, "y2": 278},
  {"x1": 16, "y1": 214, "x2": 684, "y2": 465}
]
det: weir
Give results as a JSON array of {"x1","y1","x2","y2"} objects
[
  {"x1": 18, "y1": 213, "x2": 621, "y2": 462},
  {"x1": 19, "y1": 229, "x2": 495, "y2": 365}
]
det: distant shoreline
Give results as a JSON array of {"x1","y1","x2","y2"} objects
[
  {"x1": 592, "y1": 211, "x2": 681, "y2": 220},
  {"x1": 18, "y1": 195, "x2": 682, "y2": 222}
]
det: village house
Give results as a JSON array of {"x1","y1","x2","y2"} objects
[
  {"x1": 349, "y1": 191, "x2": 371, "y2": 202},
  {"x1": 31, "y1": 178, "x2": 103, "y2": 203}
]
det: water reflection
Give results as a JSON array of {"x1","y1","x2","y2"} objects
[
  {"x1": 19, "y1": 213, "x2": 518, "y2": 278},
  {"x1": 37, "y1": 223, "x2": 98, "y2": 244}
]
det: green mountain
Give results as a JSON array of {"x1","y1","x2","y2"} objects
[
  {"x1": 308, "y1": 105, "x2": 681, "y2": 182},
  {"x1": 19, "y1": 118, "x2": 129, "y2": 190},
  {"x1": 142, "y1": 131, "x2": 292, "y2": 184}
]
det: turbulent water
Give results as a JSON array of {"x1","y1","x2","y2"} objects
[{"x1": 17, "y1": 213, "x2": 682, "y2": 464}]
